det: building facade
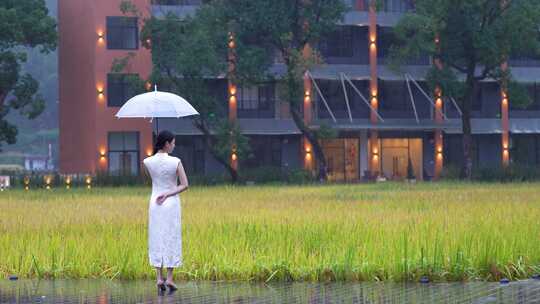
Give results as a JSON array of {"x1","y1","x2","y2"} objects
[
  {"x1": 59, "y1": 0, "x2": 540, "y2": 181},
  {"x1": 59, "y1": 0, "x2": 153, "y2": 175}
]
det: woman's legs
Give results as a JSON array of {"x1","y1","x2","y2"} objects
[
  {"x1": 165, "y1": 268, "x2": 177, "y2": 290},
  {"x1": 155, "y1": 267, "x2": 164, "y2": 283},
  {"x1": 166, "y1": 268, "x2": 174, "y2": 283}
]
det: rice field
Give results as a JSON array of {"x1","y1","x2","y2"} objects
[{"x1": 1, "y1": 182, "x2": 540, "y2": 282}]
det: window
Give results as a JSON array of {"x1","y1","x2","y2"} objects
[
  {"x1": 108, "y1": 132, "x2": 140, "y2": 175},
  {"x1": 319, "y1": 26, "x2": 353, "y2": 58},
  {"x1": 316, "y1": 80, "x2": 357, "y2": 119},
  {"x1": 237, "y1": 84, "x2": 275, "y2": 118},
  {"x1": 355, "y1": 0, "x2": 370, "y2": 11},
  {"x1": 512, "y1": 135, "x2": 540, "y2": 166},
  {"x1": 106, "y1": 17, "x2": 138, "y2": 50},
  {"x1": 472, "y1": 84, "x2": 482, "y2": 111},
  {"x1": 174, "y1": 136, "x2": 205, "y2": 175},
  {"x1": 528, "y1": 83, "x2": 540, "y2": 110},
  {"x1": 379, "y1": 81, "x2": 409, "y2": 111},
  {"x1": 381, "y1": 0, "x2": 415, "y2": 12},
  {"x1": 107, "y1": 74, "x2": 137, "y2": 107},
  {"x1": 242, "y1": 136, "x2": 282, "y2": 169}
]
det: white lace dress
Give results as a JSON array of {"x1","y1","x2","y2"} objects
[{"x1": 143, "y1": 153, "x2": 183, "y2": 268}]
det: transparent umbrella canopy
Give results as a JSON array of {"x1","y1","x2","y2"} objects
[{"x1": 115, "y1": 86, "x2": 199, "y2": 133}]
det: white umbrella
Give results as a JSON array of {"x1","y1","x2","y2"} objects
[{"x1": 115, "y1": 86, "x2": 199, "y2": 133}]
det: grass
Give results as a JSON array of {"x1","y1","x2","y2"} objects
[{"x1": 1, "y1": 182, "x2": 540, "y2": 282}]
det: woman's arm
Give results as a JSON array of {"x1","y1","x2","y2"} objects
[{"x1": 156, "y1": 159, "x2": 189, "y2": 204}]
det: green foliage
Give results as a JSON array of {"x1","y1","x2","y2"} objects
[
  {"x1": 391, "y1": 0, "x2": 540, "y2": 177},
  {"x1": 214, "y1": 120, "x2": 251, "y2": 162},
  {"x1": 472, "y1": 164, "x2": 540, "y2": 182},
  {"x1": 124, "y1": 0, "x2": 347, "y2": 181},
  {"x1": 209, "y1": 0, "x2": 347, "y2": 181},
  {"x1": 314, "y1": 123, "x2": 338, "y2": 140},
  {"x1": 392, "y1": 0, "x2": 540, "y2": 96},
  {"x1": 3, "y1": 183, "x2": 540, "y2": 281},
  {"x1": 0, "y1": 0, "x2": 57, "y2": 150}
]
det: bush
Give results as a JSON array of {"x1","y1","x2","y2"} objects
[
  {"x1": 188, "y1": 173, "x2": 228, "y2": 185},
  {"x1": 241, "y1": 166, "x2": 283, "y2": 183},
  {"x1": 286, "y1": 169, "x2": 316, "y2": 184},
  {"x1": 473, "y1": 164, "x2": 540, "y2": 182},
  {"x1": 238, "y1": 167, "x2": 316, "y2": 184},
  {"x1": 95, "y1": 171, "x2": 150, "y2": 187},
  {"x1": 440, "y1": 165, "x2": 461, "y2": 180}
]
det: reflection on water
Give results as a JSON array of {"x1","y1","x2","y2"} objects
[{"x1": 1, "y1": 279, "x2": 540, "y2": 303}]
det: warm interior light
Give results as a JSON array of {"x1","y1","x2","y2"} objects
[
  {"x1": 99, "y1": 149, "x2": 106, "y2": 160},
  {"x1": 229, "y1": 96, "x2": 237, "y2": 103},
  {"x1": 229, "y1": 86, "x2": 237, "y2": 95},
  {"x1": 97, "y1": 31, "x2": 105, "y2": 41},
  {"x1": 86, "y1": 176, "x2": 92, "y2": 189},
  {"x1": 97, "y1": 87, "x2": 104, "y2": 98},
  {"x1": 231, "y1": 153, "x2": 237, "y2": 161}
]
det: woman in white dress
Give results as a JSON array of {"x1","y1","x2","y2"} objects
[{"x1": 143, "y1": 130, "x2": 189, "y2": 292}]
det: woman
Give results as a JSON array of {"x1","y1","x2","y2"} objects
[{"x1": 143, "y1": 130, "x2": 189, "y2": 291}]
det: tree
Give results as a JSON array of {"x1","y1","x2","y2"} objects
[
  {"x1": 212, "y1": 0, "x2": 348, "y2": 182},
  {"x1": 133, "y1": 6, "x2": 255, "y2": 183},
  {"x1": 0, "y1": 0, "x2": 57, "y2": 150},
  {"x1": 390, "y1": 0, "x2": 540, "y2": 178}
]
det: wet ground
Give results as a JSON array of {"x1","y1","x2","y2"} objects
[{"x1": 1, "y1": 279, "x2": 540, "y2": 303}]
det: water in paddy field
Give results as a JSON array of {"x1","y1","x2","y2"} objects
[{"x1": 1, "y1": 279, "x2": 540, "y2": 303}]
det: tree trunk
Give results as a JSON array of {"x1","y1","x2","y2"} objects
[
  {"x1": 460, "y1": 75, "x2": 476, "y2": 179},
  {"x1": 284, "y1": 71, "x2": 328, "y2": 181},
  {"x1": 290, "y1": 106, "x2": 328, "y2": 182},
  {"x1": 193, "y1": 120, "x2": 240, "y2": 184}
]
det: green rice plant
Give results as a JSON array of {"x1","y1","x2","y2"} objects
[{"x1": 1, "y1": 182, "x2": 540, "y2": 282}]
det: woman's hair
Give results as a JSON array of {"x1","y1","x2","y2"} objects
[{"x1": 153, "y1": 130, "x2": 175, "y2": 155}]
